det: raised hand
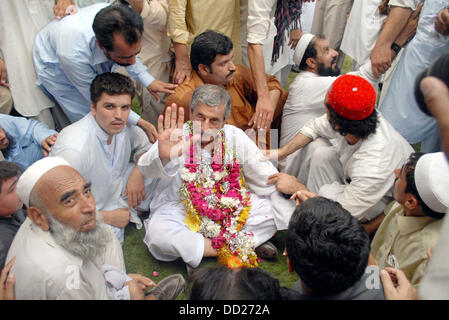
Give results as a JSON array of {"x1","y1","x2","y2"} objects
[{"x1": 157, "y1": 104, "x2": 199, "y2": 165}]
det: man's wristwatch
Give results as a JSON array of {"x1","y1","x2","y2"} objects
[{"x1": 391, "y1": 42, "x2": 402, "y2": 54}]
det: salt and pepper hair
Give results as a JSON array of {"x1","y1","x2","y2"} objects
[{"x1": 190, "y1": 84, "x2": 231, "y2": 120}]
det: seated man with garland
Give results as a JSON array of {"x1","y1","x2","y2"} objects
[{"x1": 137, "y1": 84, "x2": 295, "y2": 270}]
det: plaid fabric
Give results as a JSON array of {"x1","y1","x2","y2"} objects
[{"x1": 271, "y1": 0, "x2": 303, "y2": 65}]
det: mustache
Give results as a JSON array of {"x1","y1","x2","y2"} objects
[{"x1": 226, "y1": 69, "x2": 235, "y2": 78}]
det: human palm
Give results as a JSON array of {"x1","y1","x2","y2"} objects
[{"x1": 158, "y1": 104, "x2": 198, "y2": 164}]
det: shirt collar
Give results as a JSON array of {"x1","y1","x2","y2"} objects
[
  {"x1": 87, "y1": 113, "x2": 112, "y2": 145},
  {"x1": 91, "y1": 38, "x2": 110, "y2": 66},
  {"x1": 397, "y1": 214, "x2": 436, "y2": 235}
]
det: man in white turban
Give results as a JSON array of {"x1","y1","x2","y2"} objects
[{"x1": 6, "y1": 157, "x2": 185, "y2": 300}]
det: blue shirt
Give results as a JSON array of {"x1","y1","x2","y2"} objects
[
  {"x1": 0, "y1": 114, "x2": 57, "y2": 169},
  {"x1": 33, "y1": 3, "x2": 154, "y2": 124}
]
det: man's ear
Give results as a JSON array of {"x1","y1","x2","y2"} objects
[
  {"x1": 404, "y1": 194, "x2": 419, "y2": 211},
  {"x1": 27, "y1": 206, "x2": 50, "y2": 231},
  {"x1": 197, "y1": 64, "x2": 210, "y2": 77},
  {"x1": 306, "y1": 57, "x2": 317, "y2": 70},
  {"x1": 90, "y1": 102, "x2": 96, "y2": 115}
]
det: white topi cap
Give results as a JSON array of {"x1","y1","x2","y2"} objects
[
  {"x1": 293, "y1": 33, "x2": 316, "y2": 66},
  {"x1": 17, "y1": 157, "x2": 71, "y2": 208},
  {"x1": 415, "y1": 152, "x2": 449, "y2": 214}
]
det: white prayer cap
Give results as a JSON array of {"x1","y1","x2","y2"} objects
[
  {"x1": 17, "y1": 157, "x2": 71, "y2": 208},
  {"x1": 293, "y1": 33, "x2": 316, "y2": 66},
  {"x1": 415, "y1": 152, "x2": 449, "y2": 213}
]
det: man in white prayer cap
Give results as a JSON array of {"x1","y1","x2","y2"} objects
[
  {"x1": 5, "y1": 156, "x2": 185, "y2": 300},
  {"x1": 371, "y1": 152, "x2": 449, "y2": 287},
  {"x1": 278, "y1": 25, "x2": 416, "y2": 185}
]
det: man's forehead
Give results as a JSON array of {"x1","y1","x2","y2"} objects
[
  {"x1": 36, "y1": 166, "x2": 84, "y2": 192},
  {"x1": 194, "y1": 102, "x2": 225, "y2": 117},
  {"x1": 315, "y1": 38, "x2": 330, "y2": 51},
  {"x1": 97, "y1": 92, "x2": 132, "y2": 104},
  {"x1": 215, "y1": 50, "x2": 234, "y2": 62}
]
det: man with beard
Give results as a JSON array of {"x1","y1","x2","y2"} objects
[
  {"x1": 6, "y1": 157, "x2": 186, "y2": 300},
  {"x1": 50, "y1": 72, "x2": 154, "y2": 245},
  {"x1": 33, "y1": 2, "x2": 176, "y2": 138},
  {"x1": 279, "y1": 26, "x2": 416, "y2": 181},
  {"x1": 266, "y1": 75, "x2": 413, "y2": 225},
  {"x1": 0, "y1": 114, "x2": 57, "y2": 169},
  {"x1": 165, "y1": 30, "x2": 287, "y2": 148}
]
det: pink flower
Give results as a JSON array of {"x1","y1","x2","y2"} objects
[
  {"x1": 211, "y1": 236, "x2": 225, "y2": 249},
  {"x1": 153, "y1": 271, "x2": 159, "y2": 277}
]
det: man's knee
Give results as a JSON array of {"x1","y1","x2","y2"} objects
[{"x1": 310, "y1": 144, "x2": 337, "y2": 170}]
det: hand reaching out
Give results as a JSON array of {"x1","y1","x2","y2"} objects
[{"x1": 41, "y1": 133, "x2": 58, "y2": 157}]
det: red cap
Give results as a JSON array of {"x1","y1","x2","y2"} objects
[{"x1": 328, "y1": 74, "x2": 377, "y2": 120}]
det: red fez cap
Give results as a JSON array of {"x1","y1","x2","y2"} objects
[{"x1": 328, "y1": 74, "x2": 377, "y2": 120}]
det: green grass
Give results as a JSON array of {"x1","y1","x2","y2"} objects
[{"x1": 123, "y1": 220, "x2": 298, "y2": 299}]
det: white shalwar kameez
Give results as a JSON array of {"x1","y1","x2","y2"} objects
[
  {"x1": 6, "y1": 217, "x2": 129, "y2": 300},
  {"x1": 280, "y1": 61, "x2": 378, "y2": 182},
  {"x1": 298, "y1": 114, "x2": 413, "y2": 221},
  {"x1": 50, "y1": 113, "x2": 154, "y2": 244},
  {"x1": 138, "y1": 124, "x2": 295, "y2": 267}
]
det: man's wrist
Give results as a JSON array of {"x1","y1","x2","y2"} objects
[{"x1": 391, "y1": 42, "x2": 402, "y2": 54}]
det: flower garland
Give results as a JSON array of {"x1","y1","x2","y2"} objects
[{"x1": 179, "y1": 121, "x2": 258, "y2": 268}]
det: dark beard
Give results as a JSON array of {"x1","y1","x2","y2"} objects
[
  {"x1": 317, "y1": 60, "x2": 340, "y2": 77},
  {"x1": 104, "y1": 50, "x2": 132, "y2": 67},
  {"x1": 2, "y1": 132, "x2": 14, "y2": 159}
]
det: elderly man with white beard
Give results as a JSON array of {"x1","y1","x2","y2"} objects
[{"x1": 5, "y1": 157, "x2": 186, "y2": 300}]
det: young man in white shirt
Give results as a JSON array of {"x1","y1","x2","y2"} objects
[{"x1": 50, "y1": 72, "x2": 154, "y2": 245}]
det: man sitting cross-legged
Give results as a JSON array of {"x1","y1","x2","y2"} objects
[
  {"x1": 6, "y1": 157, "x2": 186, "y2": 300},
  {"x1": 138, "y1": 84, "x2": 295, "y2": 269},
  {"x1": 50, "y1": 72, "x2": 155, "y2": 245}
]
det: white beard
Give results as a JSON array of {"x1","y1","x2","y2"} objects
[{"x1": 46, "y1": 212, "x2": 111, "y2": 261}]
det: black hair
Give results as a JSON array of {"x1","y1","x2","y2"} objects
[
  {"x1": 92, "y1": 3, "x2": 143, "y2": 52},
  {"x1": 286, "y1": 197, "x2": 370, "y2": 296},
  {"x1": 0, "y1": 161, "x2": 23, "y2": 192},
  {"x1": 188, "y1": 266, "x2": 299, "y2": 300},
  {"x1": 402, "y1": 152, "x2": 444, "y2": 219},
  {"x1": 190, "y1": 30, "x2": 233, "y2": 72},
  {"x1": 90, "y1": 72, "x2": 135, "y2": 105},
  {"x1": 298, "y1": 35, "x2": 325, "y2": 71},
  {"x1": 326, "y1": 103, "x2": 379, "y2": 139}
]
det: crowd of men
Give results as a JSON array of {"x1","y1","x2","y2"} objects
[{"x1": 1, "y1": 0, "x2": 449, "y2": 301}]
